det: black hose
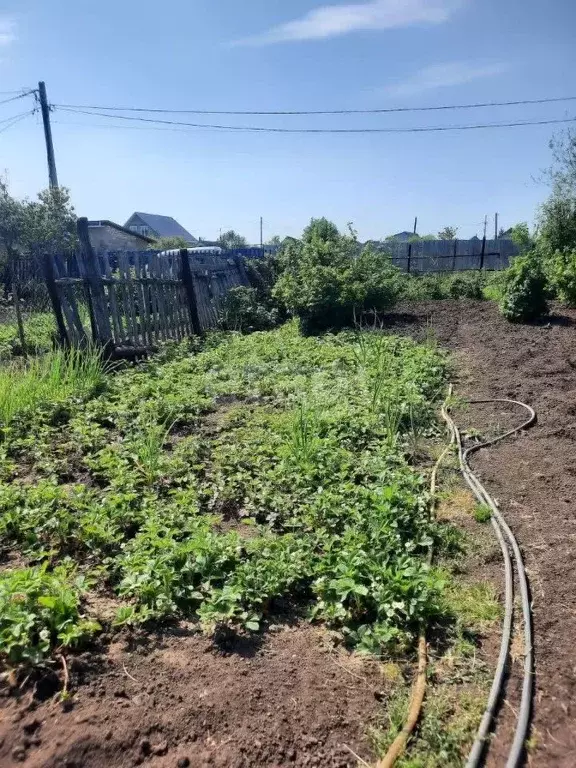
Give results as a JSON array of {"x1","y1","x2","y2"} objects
[{"x1": 443, "y1": 398, "x2": 535, "y2": 768}]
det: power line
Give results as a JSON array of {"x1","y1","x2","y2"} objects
[
  {"x1": 0, "y1": 91, "x2": 35, "y2": 108},
  {"x1": 52, "y1": 94, "x2": 576, "y2": 116},
  {"x1": 0, "y1": 108, "x2": 36, "y2": 127},
  {"x1": 0, "y1": 110, "x2": 35, "y2": 136},
  {"x1": 56, "y1": 106, "x2": 576, "y2": 134}
]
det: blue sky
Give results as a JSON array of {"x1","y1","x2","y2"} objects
[{"x1": 0, "y1": 0, "x2": 575, "y2": 242}]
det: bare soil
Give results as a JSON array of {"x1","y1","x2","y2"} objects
[
  {"x1": 381, "y1": 299, "x2": 576, "y2": 767},
  {"x1": 0, "y1": 623, "x2": 385, "y2": 768},
  {"x1": 1, "y1": 298, "x2": 575, "y2": 767}
]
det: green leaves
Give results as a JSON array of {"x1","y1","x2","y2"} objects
[
  {"x1": 1, "y1": 321, "x2": 450, "y2": 661},
  {"x1": 0, "y1": 564, "x2": 99, "y2": 665}
]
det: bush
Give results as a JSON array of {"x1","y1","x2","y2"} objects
[
  {"x1": 218, "y1": 286, "x2": 278, "y2": 332},
  {"x1": 273, "y1": 220, "x2": 401, "y2": 333},
  {"x1": 399, "y1": 272, "x2": 487, "y2": 302},
  {"x1": 547, "y1": 249, "x2": 576, "y2": 307},
  {"x1": 499, "y1": 253, "x2": 549, "y2": 322}
]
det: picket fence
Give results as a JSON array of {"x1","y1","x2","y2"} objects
[{"x1": 44, "y1": 218, "x2": 249, "y2": 354}]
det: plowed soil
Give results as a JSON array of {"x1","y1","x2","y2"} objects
[
  {"x1": 381, "y1": 299, "x2": 576, "y2": 767},
  {"x1": 1, "y1": 298, "x2": 575, "y2": 767}
]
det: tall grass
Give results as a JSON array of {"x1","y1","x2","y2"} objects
[{"x1": 0, "y1": 346, "x2": 106, "y2": 426}]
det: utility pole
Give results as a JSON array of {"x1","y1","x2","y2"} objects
[
  {"x1": 413, "y1": 216, "x2": 418, "y2": 235},
  {"x1": 260, "y1": 216, "x2": 263, "y2": 250},
  {"x1": 494, "y1": 212, "x2": 499, "y2": 240},
  {"x1": 37, "y1": 82, "x2": 58, "y2": 189},
  {"x1": 483, "y1": 215, "x2": 488, "y2": 239}
]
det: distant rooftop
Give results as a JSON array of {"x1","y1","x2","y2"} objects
[{"x1": 125, "y1": 212, "x2": 197, "y2": 244}]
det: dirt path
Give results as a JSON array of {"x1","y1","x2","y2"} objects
[{"x1": 383, "y1": 299, "x2": 576, "y2": 767}]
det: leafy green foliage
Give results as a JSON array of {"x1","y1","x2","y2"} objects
[
  {"x1": 0, "y1": 564, "x2": 99, "y2": 665},
  {"x1": 0, "y1": 311, "x2": 55, "y2": 359},
  {"x1": 0, "y1": 321, "x2": 452, "y2": 661},
  {"x1": 547, "y1": 248, "x2": 576, "y2": 306},
  {"x1": 437, "y1": 226, "x2": 458, "y2": 240},
  {"x1": 0, "y1": 346, "x2": 106, "y2": 427},
  {"x1": 499, "y1": 253, "x2": 549, "y2": 322},
  {"x1": 473, "y1": 504, "x2": 491, "y2": 523},
  {"x1": 400, "y1": 272, "x2": 488, "y2": 302},
  {"x1": 218, "y1": 230, "x2": 248, "y2": 249},
  {"x1": 274, "y1": 220, "x2": 402, "y2": 333},
  {"x1": 149, "y1": 236, "x2": 189, "y2": 251},
  {"x1": 218, "y1": 286, "x2": 278, "y2": 332}
]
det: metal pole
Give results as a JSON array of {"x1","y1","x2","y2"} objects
[
  {"x1": 260, "y1": 216, "x2": 263, "y2": 250},
  {"x1": 413, "y1": 216, "x2": 418, "y2": 235},
  {"x1": 38, "y1": 81, "x2": 59, "y2": 189},
  {"x1": 494, "y1": 212, "x2": 499, "y2": 240}
]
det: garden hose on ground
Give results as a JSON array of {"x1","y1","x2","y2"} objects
[
  {"x1": 376, "y1": 395, "x2": 535, "y2": 768},
  {"x1": 375, "y1": 421, "x2": 454, "y2": 768}
]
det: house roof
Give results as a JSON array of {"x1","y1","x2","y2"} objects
[
  {"x1": 127, "y1": 212, "x2": 197, "y2": 243},
  {"x1": 88, "y1": 220, "x2": 155, "y2": 243},
  {"x1": 392, "y1": 231, "x2": 414, "y2": 238}
]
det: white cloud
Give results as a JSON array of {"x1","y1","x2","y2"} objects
[
  {"x1": 0, "y1": 17, "x2": 16, "y2": 47},
  {"x1": 384, "y1": 61, "x2": 508, "y2": 97},
  {"x1": 235, "y1": 0, "x2": 462, "y2": 46}
]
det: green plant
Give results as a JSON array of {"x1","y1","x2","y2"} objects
[
  {"x1": 132, "y1": 415, "x2": 174, "y2": 486},
  {"x1": 0, "y1": 564, "x2": 100, "y2": 665},
  {"x1": 499, "y1": 253, "x2": 549, "y2": 322},
  {"x1": 0, "y1": 345, "x2": 106, "y2": 427},
  {"x1": 473, "y1": 504, "x2": 491, "y2": 523},
  {"x1": 218, "y1": 286, "x2": 278, "y2": 332},
  {"x1": 547, "y1": 248, "x2": 576, "y2": 306},
  {"x1": 273, "y1": 219, "x2": 401, "y2": 334}
]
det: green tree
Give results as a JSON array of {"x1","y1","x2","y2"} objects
[
  {"x1": 218, "y1": 230, "x2": 247, "y2": 249},
  {"x1": 507, "y1": 223, "x2": 534, "y2": 253},
  {"x1": 149, "y1": 236, "x2": 189, "y2": 251},
  {"x1": 538, "y1": 130, "x2": 576, "y2": 253},
  {"x1": 437, "y1": 226, "x2": 458, "y2": 240},
  {"x1": 0, "y1": 182, "x2": 77, "y2": 352},
  {"x1": 0, "y1": 179, "x2": 27, "y2": 350},
  {"x1": 302, "y1": 217, "x2": 340, "y2": 244},
  {"x1": 22, "y1": 187, "x2": 78, "y2": 256}
]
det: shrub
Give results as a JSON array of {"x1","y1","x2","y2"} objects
[
  {"x1": 499, "y1": 253, "x2": 549, "y2": 322},
  {"x1": 547, "y1": 249, "x2": 576, "y2": 306},
  {"x1": 399, "y1": 272, "x2": 487, "y2": 302},
  {"x1": 273, "y1": 220, "x2": 401, "y2": 333},
  {"x1": 218, "y1": 286, "x2": 279, "y2": 332}
]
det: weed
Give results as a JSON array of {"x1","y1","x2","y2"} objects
[{"x1": 474, "y1": 504, "x2": 492, "y2": 523}]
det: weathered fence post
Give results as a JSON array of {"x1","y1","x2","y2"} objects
[
  {"x1": 42, "y1": 252, "x2": 69, "y2": 347},
  {"x1": 479, "y1": 234, "x2": 486, "y2": 270},
  {"x1": 407, "y1": 243, "x2": 412, "y2": 274},
  {"x1": 452, "y1": 239, "x2": 458, "y2": 272},
  {"x1": 179, "y1": 249, "x2": 202, "y2": 336},
  {"x1": 77, "y1": 218, "x2": 113, "y2": 346}
]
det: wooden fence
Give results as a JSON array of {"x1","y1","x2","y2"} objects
[
  {"x1": 44, "y1": 218, "x2": 249, "y2": 354},
  {"x1": 374, "y1": 238, "x2": 519, "y2": 273}
]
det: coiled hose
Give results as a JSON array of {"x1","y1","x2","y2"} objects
[{"x1": 376, "y1": 395, "x2": 535, "y2": 768}]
